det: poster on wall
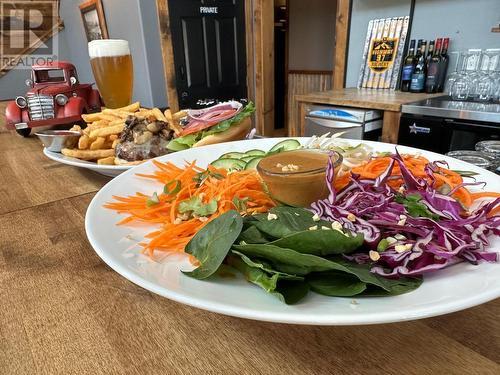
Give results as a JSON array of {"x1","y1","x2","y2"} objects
[
  {"x1": 357, "y1": 16, "x2": 409, "y2": 90},
  {"x1": 79, "y1": 0, "x2": 109, "y2": 42}
]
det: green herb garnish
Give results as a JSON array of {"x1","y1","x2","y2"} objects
[
  {"x1": 146, "y1": 192, "x2": 160, "y2": 207},
  {"x1": 164, "y1": 179, "x2": 181, "y2": 195},
  {"x1": 232, "y1": 197, "x2": 249, "y2": 212},
  {"x1": 178, "y1": 196, "x2": 218, "y2": 216},
  {"x1": 451, "y1": 170, "x2": 479, "y2": 178},
  {"x1": 395, "y1": 193, "x2": 440, "y2": 220},
  {"x1": 193, "y1": 170, "x2": 224, "y2": 187}
]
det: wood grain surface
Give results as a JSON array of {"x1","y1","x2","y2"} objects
[
  {"x1": 294, "y1": 88, "x2": 443, "y2": 112},
  {"x1": 1, "y1": 108, "x2": 499, "y2": 375},
  {"x1": 293, "y1": 88, "x2": 443, "y2": 141}
]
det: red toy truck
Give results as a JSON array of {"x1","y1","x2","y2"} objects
[{"x1": 5, "y1": 61, "x2": 101, "y2": 136}]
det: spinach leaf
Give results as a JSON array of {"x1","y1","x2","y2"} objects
[
  {"x1": 252, "y1": 207, "x2": 330, "y2": 238},
  {"x1": 178, "y1": 196, "x2": 218, "y2": 217},
  {"x1": 230, "y1": 250, "x2": 302, "y2": 280},
  {"x1": 232, "y1": 244, "x2": 352, "y2": 276},
  {"x1": 183, "y1": 210, "x2": 243, "y2": 279},
  {"x1": 268, "y1": 230, "x2": 363, "y2": 255},
  {"x1": 226, "y1": 254, "x2": 309, "y2": 304},
  {"x1": 307, "y1": 271, "x2": 367, "y2": 297},
  {"x1": 360, "y1": 278, "x2": 423, "y2": 296},
  {"x1": 395, "y1": 193, "x2": 440, "y2": 220},
  {"x1": 237, "y1": 226, "x2": 271, "y2": 244},
  {"x1": 330, "y1": 257, "x2": 423, "y2": 294}
]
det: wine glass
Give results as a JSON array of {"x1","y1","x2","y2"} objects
[
  {"x1": 451, "y1": 76, "x2": 470, "y2": 101},
  {"x1": 445, "y1": 52, "x2": 464, "y2": 96}
]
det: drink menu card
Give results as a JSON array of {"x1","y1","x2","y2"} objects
[{"x1": 357, "y1": 16, "x2": 410, "y2": 90}]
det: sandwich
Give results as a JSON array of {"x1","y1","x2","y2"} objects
[{"x1": 167, "y1": 100, "x2": 255, "y2": 151}]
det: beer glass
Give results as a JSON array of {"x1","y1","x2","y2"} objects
[{"x1": 88, "y1": 39, "x2": 133, "y2": 108}]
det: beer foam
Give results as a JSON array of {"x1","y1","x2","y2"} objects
[{"x1": 88, "y1": 39, "x2": 130, "y2": 58}]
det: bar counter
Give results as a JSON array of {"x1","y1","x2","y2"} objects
[{"x1": 293, "y1": 88, "x2": 443, "y2": 143}]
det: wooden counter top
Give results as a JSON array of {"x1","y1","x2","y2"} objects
[
  {"x1": 1, "y1": 111, "x2": 500, "y2": 374},
  {"x1": 293, "y1": 88, "x2": 444, "y2": 143},
  {"x1": 294, "y1": 88, "x2": 443, "y2": 112}
]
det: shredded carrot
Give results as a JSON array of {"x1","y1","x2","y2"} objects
[{"x1": 104, "y1": 161, "x2": 275, "y2": 255}]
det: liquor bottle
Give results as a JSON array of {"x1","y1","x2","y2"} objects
[
  {"x1": 425, "y1": 38, "x2": 442, "y2": 93},
  {"x1": 410, "y1": 40, "x2": 427, "y2": 93},
  {"x1": 425, "y1": 40, "x2": 435, "y2": 67},
  {"x1": 437, "y1": 38, "x2": 450, "y2": 92},
  {"x1": 400, "y1": 39, "x2": 416, "y2": 92}
]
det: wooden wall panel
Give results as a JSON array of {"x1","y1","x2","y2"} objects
[
  {"x1": 254, "y1": 0, "x2": 275, "y2": 136},
  {"x1": 287, "y1": 71, "x2": 332, "y2": 136},
  {"x1": 156, "y1": 0, "x2": 179, "y2": 112},
  {"x1": 333, "y1": 0, "x2": 351, "y2": 89}
]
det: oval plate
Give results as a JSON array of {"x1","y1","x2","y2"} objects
[
  {"x1": 85, "y1": 138, "x2": 500, "y2": 325},
  {"x1": 43, "y1": 148, "x2": 131, "y2": 177}
]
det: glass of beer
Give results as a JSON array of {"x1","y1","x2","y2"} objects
[{"x1": 88, "y1": 39, "x2": 133, "y2": 108}]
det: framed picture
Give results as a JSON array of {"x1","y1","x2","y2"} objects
[{"x1": 79, "y1": 0, "x2": 109, "y2": 42}]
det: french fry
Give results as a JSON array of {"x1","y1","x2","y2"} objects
[
  {"x1": 81, "y1": 112, "x2": 103, "y2": 122},
  {"x1": 89, "y1": 123, "x2": 124, "y2": 139},
  {"x1": 164, "y1": 109, "x2": 172, "y2": 122},
  {"x1": 90, "y1": 137, "x2": 106, "y2": 150},
  {"x1": 102, "y1": 108, "x2": 134, "y2": 119},
  {"x1": 61, "y1": 148, "x2": 115, "y2": 160},
  {"x1": 109, "y1": 119, "x2": 125, "y2": 126},
  {"x1": 112, "y1": 139, "x2": 119, "y2": 149},
  {"x1": 85, "y1": 120, "x2": 110, "y2": 134},
  {"x1": 172, "y1": 110, "x2": 187, "y2": 120},
  {"x1": 98, "y1": 114, "x2": 120, "y2": 122},
  {"x1": 108, "y1": 134, "x2": 118, "y2": 141},
  {"x1": 117, "y1": 102, "x2": 140, "y2": 112},
  {"x1": 69, "y1": 124, "x2": 82, "y2": 133},
  {"x1": 97, "y1": 156, "x2": 115, "y2": 165},
  {"x1": 164, "y1": 109, "x2": 182, "y2": 135},
  {"x1": 152, "y1": 107, "x2": 168, "y2": 122},
  {"x1": 78, "y1": 134, "x2": 90, "y2": 149}
]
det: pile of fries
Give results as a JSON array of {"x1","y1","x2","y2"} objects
[{"x1": 61, "y1": 102, "x2": 186, "y2": 165}]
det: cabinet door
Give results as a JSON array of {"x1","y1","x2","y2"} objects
[{"x1": 398, "y1": 116, "x2": 449, "y2": 153}]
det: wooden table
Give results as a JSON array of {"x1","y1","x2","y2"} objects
[
  {"x1": 1, "y1": 124, "x2": 499, "y2": 374},
  {"x1": 293, "y1": 88, "x2": 443, "y2": 143}
]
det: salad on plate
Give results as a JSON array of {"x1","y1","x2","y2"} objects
[{"x1": 103, "y1": 137, "x2": 500, "y2": 305}]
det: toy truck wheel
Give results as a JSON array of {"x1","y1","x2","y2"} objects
[{"x1": 16, "y1": 128, "x2": 31, "y2": 137}]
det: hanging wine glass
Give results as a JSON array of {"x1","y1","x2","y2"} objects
[
  {"x1": 445, "y1": 51, "x2": 464, "y2": 96},
  {"x1": 451, "y1": 76, "x2": 470, "y2": 101}
]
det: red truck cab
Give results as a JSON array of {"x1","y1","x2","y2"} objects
[{"x1": 5, "y1": 61, "x2": 101, "y2": 136}]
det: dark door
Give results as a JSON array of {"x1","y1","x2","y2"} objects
[{"x1": 168, "y1": 0, "x2": 247, "y2": 108}]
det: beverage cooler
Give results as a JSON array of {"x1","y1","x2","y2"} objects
[
  {"x1": 304, "y1": 105, "x2": 382, "y2": 140},
  {"x1": 398, "y1": 97, "x2": 500, "y2": 153}
]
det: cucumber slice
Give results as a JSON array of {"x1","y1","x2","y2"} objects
[
  {"x1": 241, "y1": 156, "x2": 256, "y2": 162},
  {"x1": 244, "y1": 156, "x2": 263, "y2": 170},
  {"x1": 269, "y1": 139, "x2": 301, "y2": 153},
  {"x1": 211, "y1": 158, "x2": 246, "y2": 171},
  {"x1": 220, "y1": 152, "x2": 248, "y2": 159},
  {"x1": 245, "y1": 149, "x2": 266, "y2": 156}
]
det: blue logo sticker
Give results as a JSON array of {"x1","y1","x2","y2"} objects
[{"x1": 409, "y1": 123, "x2": 431, "y2": 134}]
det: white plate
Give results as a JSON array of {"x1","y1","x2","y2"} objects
[
  {"x1": 85, "y1": 138, "x2": 500, "y2": 325},
  {"x1": 43, "y1": 148, "x2": 131, "y2": 177}
]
